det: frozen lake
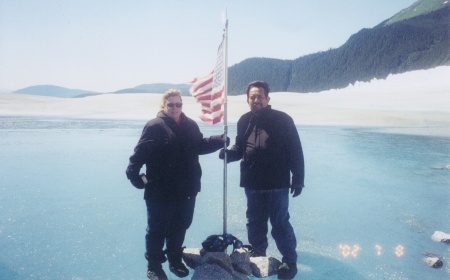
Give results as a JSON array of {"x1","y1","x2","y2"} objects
[{"x1": 0, "y1": 117, "x2": 449, "y2": 279}]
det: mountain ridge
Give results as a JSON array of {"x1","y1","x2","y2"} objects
[
  {"x1": 227, "y1": 1, "x2": 449, "y2": 94},
  {"x1": 11, "y1": 0, "x2": 449, "y2": 98},
  {"x1": 385, "y1": 0, "x2": 449, "y2": 25},
  {"x1": 13, "y1": 85, "x2": 100, "y2": 98}
]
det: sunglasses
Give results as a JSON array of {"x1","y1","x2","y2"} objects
[{"x1": 166, "y1": 102, "x2": 182, "y2": 108}]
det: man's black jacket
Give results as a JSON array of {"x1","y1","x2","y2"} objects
[{"x1": 226, "y1": 106, "x2": 305, "y2": 190}]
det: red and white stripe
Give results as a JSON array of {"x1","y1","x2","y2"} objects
[{"x1": 189, "y1": 39, "x2": 225, "y2": 125}]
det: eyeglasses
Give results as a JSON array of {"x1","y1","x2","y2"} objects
[{"x1": 166, "y1": 102, "x2": 182, "y2": 108}]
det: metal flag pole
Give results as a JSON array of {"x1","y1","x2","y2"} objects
[{"x1": 222, "y1": 11, "x2": 229, "y2": 237}]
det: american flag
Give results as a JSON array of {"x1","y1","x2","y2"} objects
[{"x1": 189, "y1": 39, "x2": 225, "y2": 125}]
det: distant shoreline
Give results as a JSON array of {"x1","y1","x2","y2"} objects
[
  {"x1": 0, "y1": 93, "x2": 448, "y2": 136},
  {"x1": 1, "y1": 67, "x2": 449, "y2": 136}
]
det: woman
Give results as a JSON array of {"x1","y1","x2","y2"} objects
[{"x1": 126, "y1": 89, "x2": 228, "y2": 280}]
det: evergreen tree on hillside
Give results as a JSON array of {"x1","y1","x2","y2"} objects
[{"x1": 228, "y1": 4, "x2": 449, "y2": 94}]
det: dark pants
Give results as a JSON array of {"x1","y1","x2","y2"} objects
[
  {"x1": 145, "y1": 196, "x2": 196, "y2": 263},
  {"x1": 245, "y1": 188, "x2": 297, "y2": 263}
]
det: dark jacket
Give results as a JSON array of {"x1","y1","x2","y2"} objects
[
  {"x1": 126, "y1": 112, "x2": 224, "y2": 200},
  {"x1": 226, "y1": 106, "x2": 305, "y2": 190}
]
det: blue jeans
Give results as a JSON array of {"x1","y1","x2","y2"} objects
[
  {"x1": 145, "y1": 196, "x2": 196, "y2": 263},
  {"x1": 245, "y1": 188, "x2": 297, "y2": 263}
]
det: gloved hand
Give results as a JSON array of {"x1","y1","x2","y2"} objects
[
  {"x1": 290, "y1": 185, "x2": 303, "y2": 197},
  {"x1": 126, "y1": 167, "x2": 146, "y2": 189},
  {"x1": 219, "y1": 149, "x2": 228, "y2": 160},
  {"x1": 211, "y1": 134, "x2": 230, "y2": 147},
  {"x1": 129, "y1": 175, "x2": 145, "y2": 189}
]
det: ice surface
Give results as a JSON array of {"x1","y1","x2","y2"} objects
[{"x1": 0, "y1": 67, "x2": 449, "y2": 279}]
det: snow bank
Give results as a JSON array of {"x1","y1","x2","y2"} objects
[{"x1": 0, "y1": 66, "x2": 449, "y2": 133}]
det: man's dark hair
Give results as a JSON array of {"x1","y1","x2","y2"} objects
[{"x1": 246, "y1": 80, "x2": 270, "y2": 98}]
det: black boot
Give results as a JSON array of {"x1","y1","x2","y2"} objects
[
  {"x1": 166, "y1": 248, "x2": 189, "y2": 278},
  {"x1": 145, "y1": 253, "x2": 168, "y2": 280},
  {"x1": 147, "y1": 260, "x2": 168, "y2": 280},
  {"x1": 277, "y1": 262, "x2": 297, "y2": 280}
]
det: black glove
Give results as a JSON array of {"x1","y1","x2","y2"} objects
[
  {"x1": 126, "y1": 169, "x2": 146, "y2": 189},
  {"x1": 290, "y1": 185, "x2": 303, "y2": 197},
  {"x1": 219, "y1": 149, "x2": 228, "y2": 160},
  {"x1": 130, "y1": 176, "x2": 145, "y2": 189},
  {"x1": 219, "y1": 148, "x2": 243, "y2": 163},
  {"x1": 211, "y1": 134, "x2": 230, "y2": 147}
]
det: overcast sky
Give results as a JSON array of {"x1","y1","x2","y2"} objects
[{"x1": 0, "y1": 0, "x2": 418, "y2": 92}]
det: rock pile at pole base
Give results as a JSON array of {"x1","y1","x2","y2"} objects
[{"x1": 182, "y1": 247, "x2": 281, "y2": 279}]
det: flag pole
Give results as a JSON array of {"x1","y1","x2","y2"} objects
[{"x1": 222, "y1": 11, "x2": 229, "y2": 237}]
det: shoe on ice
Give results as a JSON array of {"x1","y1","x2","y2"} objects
[
  {"x1": 277, "y1": 262, "x2": 297, "y2": 280},
  {"x1": 147, "y1": 262, "x2": 168, "y2": 280},
  {"x1": 166, "y1": 248, "x2": 189, "y2": 277}
]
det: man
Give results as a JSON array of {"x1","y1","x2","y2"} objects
[
  {"x1": 219, "y1": 81, "x2": 305, "y2": 280},
  {"x1": 126, "y1": 89, "x2": 228, "y2": 280}
]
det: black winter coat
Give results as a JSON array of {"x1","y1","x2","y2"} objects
[
  {"x1": 126, "y1": 112, "x2": 224, "y2": 200},
  {"x1": 226, "y1": 106, "x2": 305, "y2": 190}
]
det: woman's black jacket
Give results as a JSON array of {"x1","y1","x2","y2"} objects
[{"x1": 126, "y1": 112, "x2": 224, "y2": 200}]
